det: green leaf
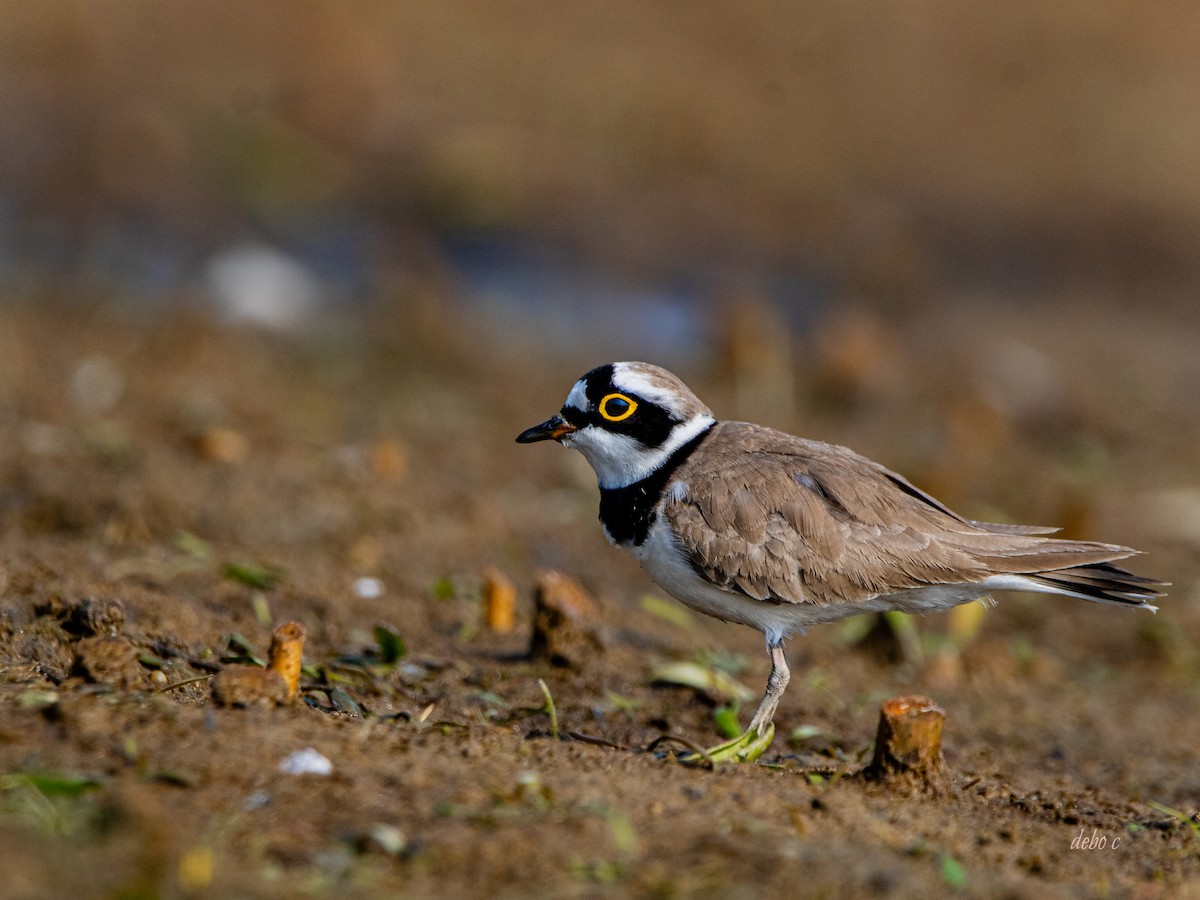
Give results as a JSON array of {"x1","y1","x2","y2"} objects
[
  {"x1": 640, "y1": 594, "x2": 695, "y2": 630},
  {"x1": 883, "y1": 610, "x2": 924, "y2": 665},
  {"x1": 175, "y1": 531, "x2": 212, "y2": 560},
  {"x1": 220, "y1": 632, "x2": 265, "y2": 667},
  {"x1": 603, "y1": 691, "x2": 642, "y2": 715},
  {"x1": 538, "y1": 678, "x2": 559, "y2": 740},
  {"x1": 226, "y1": 632, "x2": 256, "y2": 655},
  {"x1": 18, "y1": 689, "x2": 59, "y2": 710},
  {"x1": 712, "y1": 705, "x2": 742, "y2": 740},
  {"x1": 694, "y1": 648, "x2": 751, "y2": 676},
  {"x1": 222, "y1": 561, "x2": 282, "y2": 590},
  {"x1": 650, "y1": 661, "x2": 755, "y2": 704},
  {"x1": 788, "y1": 724, "x2": 826, "y2": 743},
  {"x1": 1147, "y1": 800, "x2": 1200, "y2": 839},
  {"x1": 939, "y1": 855, "x2": 967, "y2": 889},
  {"x1": 146, "y1": 769, "x2": 199, "y2": 788},
  {"x1": 2, "y1": 773, "x2": 103, "y2": 798},
  {"x1": 374, "y1": 625, "x2": 407, "y2": 664},
  {"x1": 251, "y1": 593, "x2": 272, "y2": 626},
  {"x1": 604, "y1": 807, "x2": 638, "y2": 857},
  {"x1": 368, "y1": 823, "x2": 407, "y2": 856}
]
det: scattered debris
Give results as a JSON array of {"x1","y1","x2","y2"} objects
[{"x1": 529, "y1": 570, "x2": 601, "y2": 669}]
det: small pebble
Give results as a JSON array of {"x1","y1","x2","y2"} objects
[
  {"x1": 243, "y1": 790, "x2": 271, "y2": 812},
  {"x1": 279, "y1": 747, "x2": 333, "y2": 776},
  {"x1": 353, "y1": 577, "x2": 384, "y2": 599}
]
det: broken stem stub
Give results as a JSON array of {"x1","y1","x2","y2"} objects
[
  {"x1": 865, "y1": 695, "x2": 946, "y2": 789},
  {"x1": 268, "y1": 621, "x2": 307, "y2": 701}
]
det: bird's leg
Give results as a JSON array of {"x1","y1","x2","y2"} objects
[
  {"x1": 694, "y1": 640, "x2": 788, "y2": 765},
  {"x1": 747, "y1": 641, "x2": 790, "y2": 735}
]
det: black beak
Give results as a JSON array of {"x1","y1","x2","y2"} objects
[{"x1": 516, "y1": 414, "x2": 578, "y2": 443}]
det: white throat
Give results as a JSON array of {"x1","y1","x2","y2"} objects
[{"x1": 564, "y1": 415, "x2": 715, "y2": 489}]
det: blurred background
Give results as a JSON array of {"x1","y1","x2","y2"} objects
[
  {"x1": 5, "y1": 2, "x2": 1200, "y2": 319},
  {"x1": 1, "y1": 0, "x2": 1199, "y2": 546}
]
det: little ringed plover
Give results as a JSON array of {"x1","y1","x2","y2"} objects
[{"x1": 517, "y1": 362, "x2": 1164, "y2": 762}]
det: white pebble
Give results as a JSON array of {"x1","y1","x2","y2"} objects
[
  {"x1": 353, "y1": 577, "x2": 384, "y2": 599},
  {"x1": 279, "y1": 747, "x2": 332, "y2": 776}
]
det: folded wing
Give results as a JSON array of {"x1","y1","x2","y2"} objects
[{"x1": 663, "y1": 422, "x2": 1161, "y2": 607}]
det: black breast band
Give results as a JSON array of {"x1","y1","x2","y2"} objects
[{"x1": 598, "y1": 427, "x2": 712, "y2": 547}]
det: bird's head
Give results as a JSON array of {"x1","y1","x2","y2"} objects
[{"x1": 516, "y1": 362, "x2": 715, "y2": 489}]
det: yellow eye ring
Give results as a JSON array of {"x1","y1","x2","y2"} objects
[{"x1": 599, "y1": 392, "x2": 638, "y2": 422}]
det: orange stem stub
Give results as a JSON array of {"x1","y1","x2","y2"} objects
[
  {"x1": 483, "y1": 567, "x2": 517, "y2": 633},
  {"x1": 866, "y1": 695, "x2": 946, "y2": 788},
  {"x1": 268, "y1": 621, "x2": 307, "y2": 701}
]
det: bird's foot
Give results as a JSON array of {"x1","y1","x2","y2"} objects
[{"x1": 679, "y1": 723, "x2": 775, "y2": 766}]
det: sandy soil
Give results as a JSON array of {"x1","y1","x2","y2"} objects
[{"x1": 1, "y1": 301, "x2": 1198, "y2": 899}]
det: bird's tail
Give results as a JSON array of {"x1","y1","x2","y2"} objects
[{"x1": 1022, "y1": 561, "x2": 1165, "y2": 610}]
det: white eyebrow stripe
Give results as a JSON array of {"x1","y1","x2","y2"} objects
[
  {"x1": 610, "y1": 364, "x2": 679, "y2": 409},
  {"x1": 564, "y1": 379, "x2": 589, "y2": 411}
]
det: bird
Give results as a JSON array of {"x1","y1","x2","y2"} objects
[{"x1": 516, "y1": 362, "x2": 1165, "y2": 762}]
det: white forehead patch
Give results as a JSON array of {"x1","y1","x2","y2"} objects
[{"x1": 564, "y1": 379, "x2": 589, "y2": 411}]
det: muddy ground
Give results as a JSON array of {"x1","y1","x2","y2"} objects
[{"x1": 1, "y1": 300, "x2": 1198, "y2": 899}]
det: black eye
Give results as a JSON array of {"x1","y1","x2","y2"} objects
[{"x1": 599, "y1": 393, "x2": 637, "y2": 422}]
